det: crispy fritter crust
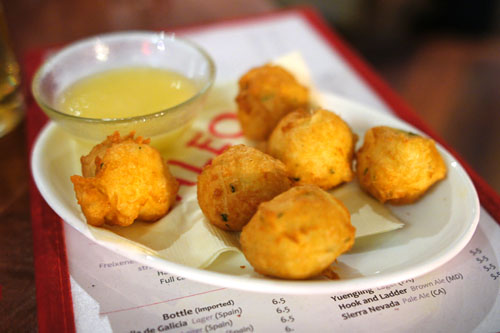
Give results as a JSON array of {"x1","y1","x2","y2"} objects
[
  {"x1": 80, "y1": 132, "x2": 139, "y2": 177},
  {"x1": 197, "y1": 144, "x2": 292, "y2": 231},
  {"x1": 71, "y1": 132, "x2": 179, "y2": 227},
  {"x1": 240, "y1": 185, "x2": 355, "y2": 280},
  {"x1": 355, "y1": 126, "x2": 447, "y2": 204},
  {"x1": 235, "y1": 64, "x2": 309, "y2": 141},
  {"x1": 267, "y1": 109, "x2": 356, "y2": 189}
]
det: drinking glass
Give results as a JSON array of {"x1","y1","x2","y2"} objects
[{"x1": 0, "y1": 4, "x2": 23, "y2": 138}]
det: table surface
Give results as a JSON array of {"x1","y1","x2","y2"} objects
[{"x1": 0, "y1": 1, "x2": 498, "y2": 331}]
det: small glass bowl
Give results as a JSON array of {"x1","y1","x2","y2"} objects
[{"x1": 32, "y1": 31, "x2": 216, "y2": 147}]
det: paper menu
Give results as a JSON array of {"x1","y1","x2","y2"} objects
[
  {"x1": 49, "y1": 9, "x2": 499, "y2": 332},
  {"x1": 68, "y1": 208, "x2": 500, "y2": 332}
]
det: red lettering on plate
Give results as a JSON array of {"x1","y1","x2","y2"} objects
[
  {"x1": 208, "y1": 113, "x2": 243, "y2": 139},
  {"x1": 187, "y1": 132, "x2": 230, "y2": 155},
  {"x1": 176, "y1": 178, "x2": 196, "y2": 187}
]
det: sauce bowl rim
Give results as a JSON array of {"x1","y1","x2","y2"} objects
[{"x1": 31, "y1": 30, "x2": 216, "y2": 124}]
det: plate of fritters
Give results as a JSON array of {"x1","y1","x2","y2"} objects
[{"x1": 31, "y1": 62, "x2": 479, "y2": 293}]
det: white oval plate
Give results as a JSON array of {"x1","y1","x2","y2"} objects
[{"x1": 31, "y1": 92, "x2": 480, "y2": 294}]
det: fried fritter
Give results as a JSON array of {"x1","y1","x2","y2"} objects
[
  {"x1": 80, "y1": 131, "x2": 131, "y2": 177},
  {"x1": 240, "y1": 185, "x2": 355, "y2": 280},
  {"x1": 355, "y1": 126, "x2": 447, "y2": 204},
  {"x1": 235, "y1": 64, "x2": 309, "y2": 141},
  {"x1": 71, "y1": 132, "x2": 179, "y2": 227},
  {"x1": 197, "y1": 144, "x2": 292, "y2": 231},
  {"x1": 267, "y1": 108, "x2": 356, "y2": 189}
]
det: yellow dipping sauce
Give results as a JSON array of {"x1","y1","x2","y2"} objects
[{"x1": 57, "y1": 67, "x2": 197, "y2": 119}]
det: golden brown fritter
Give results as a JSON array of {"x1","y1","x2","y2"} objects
[
  {"x1": 240, "y1": 185, "x2": 355, "y2": 280},
  {"x1": 80, "y1": 131, "x2": 134, "y2": 177},
  {"x1": 197, "y1": 144, "x2": 292, "y2": 231},
  {"x1": 71, "y1": 132, "x2": 179, "y2": 227},
  {"x1": 267, "y1": 108, "x2": 357, "y2": 189},
  {"x1": 235, "y1": 64, "x2": 309, "y2": 141},
  {"x1": 355, "y1": 126, "x2": 447, "y2": 204}
]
